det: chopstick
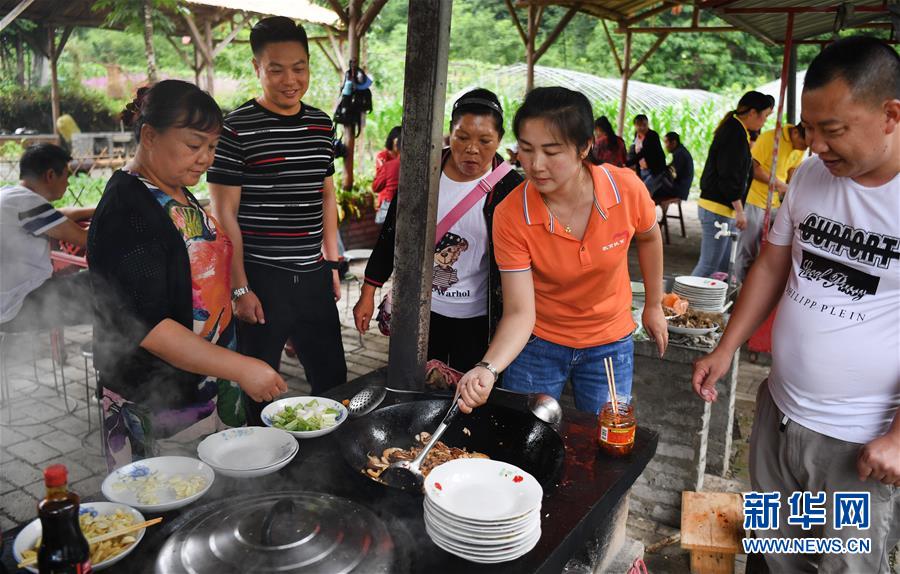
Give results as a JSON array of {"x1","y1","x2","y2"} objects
[
  {"x1": 603, "y1": 357, "x2": 620, "y2": 424},
  {"x1": 17, "y1": 517, "x2": 163, "y2": 569}
]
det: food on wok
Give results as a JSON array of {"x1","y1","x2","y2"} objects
[
  {"x1": 364, "y1": 432, "x2": 489, "y2": 481},
  {"x1": 21, "y1": 508, "x2": 138, "y2": 566}
]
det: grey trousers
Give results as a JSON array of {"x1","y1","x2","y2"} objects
[
  {"x1": 749, "y1": 380, "x2": 900, "y2": 573},
  {"x1": 735, "y1": 203, "x2": 776, "y2": 283}
]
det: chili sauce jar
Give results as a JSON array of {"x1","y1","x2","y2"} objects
[{"x1": 597, "y1": 401, "x2": 636, "y2": 456}]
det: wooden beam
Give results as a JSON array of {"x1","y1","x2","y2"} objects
[
  {"x1": 204, "y1": 18, "x2": 214, "y2": 94},
  {"x1": 183, "y1": 11, "x2": 213, "y2": 63},
  {"x1": 616, "y1": 31, "x2": 632, "y2": 138},
  {"x1": 388, "y1": 0, "x2": 452, "y2": 391},
  {"x1": 357, "y1": 0, "x2": 388, "y2": 37},
  {"x1": 0, "y1": 0, "x2": 37, "y2": 34},
  {"x1": 624, "y1": 2, "x2": 674, "y2": 27},
  {"x1": 166, "y1": 35, "x2": 194, "y2": 69},
  {"x1": 628, "y1": 32, "x2": 668, "y2": 75},
  {"x1": 313, "y1": 37, "x2": 341, "y2": 74},
  {"x1": 47, "y1": 26, "x2": 60, "y2": 136},
  {"x1": 327, "y1": 28, "x2": 346, "y2": 70},
  {"x1": 340, "y1": 0, "x2": 362, "y2": 191},
  {"x1": 534, "y1": 5, "x2": 579, "y2": 63},
  {"x1": 504, "y1": 0, "x2": 528, "y2": 45},
  {"x1": 526, "y1": 4, "x2": 537, "y2": 92},
  {"x1": 618, "y1": 26, "x2": 737, "y2": 33},
  {"x1": 535, "y1": 5, "x2": 545, "y2": 30},
  {"x1": 326, "y1": 0, "x2": 349, "y2": 25},
  {"x1": 212, "y1": 14, "x2": 249, "y2": 58},
  {"x1": 54, "y1": 26, "x2": 73, "y2": 62},
  {"x1": 602, "y1": 20, "x2": 622, "y2": 75}
]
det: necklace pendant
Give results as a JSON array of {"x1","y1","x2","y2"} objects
[{"x1": 564, "y1": 225, "x2": 572, "y2": 234}]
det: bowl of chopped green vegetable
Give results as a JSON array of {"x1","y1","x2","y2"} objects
[{"x1": 261, "y1": 396, "x2": 349, "y2": 439}]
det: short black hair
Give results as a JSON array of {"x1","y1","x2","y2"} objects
[
  {"x1": 451, "y1": 88, "x2": 505, "y2": 137},
  {"x1": 790, "y1": 123, "x2": 806, "y2": 140},
  {"x1": 664, "y1": 131, "x2": 680, "y2": 145},
  {"x1": 633, "y1": 114, "x2": 649, "y2": 124},
  {"x1": 385, "y1": 125, "x2": 402, "y2": 151},
  {"x1": 19, "y1": 143, "x2": 71, "y2": 179},
  {"x1": 250, "y1": 16, "x2": 309, "y2": 58},
  {"x1": 736, "y1": 91, "x2": 775, "y2": 114},
  {"x1": 121, "y1": 80, "x2": 223, "y2": 143},
  {"x1": 804, "y1": 35, "x2": 900, "y2": 106},
  {"x1": 513, "y1": 87, "x2": 593, "y2": 153}
]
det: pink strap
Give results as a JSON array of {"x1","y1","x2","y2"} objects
[{"x1": 434, "y1": 161, "x2": 513, "y2": 246}]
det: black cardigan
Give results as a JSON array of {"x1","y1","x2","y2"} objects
[
  {"x1": 363, "y1": 149, "x2": 524, "y2": 336},
  {"x1": 699, "y1": 115, "x2": 753, "y2": 209},
  {"x1": 626, "y1": 129, "x2": 666, "y2": 175},
  {"x1": 87, "y1": 170, "x2": 203, "y2": 409}
]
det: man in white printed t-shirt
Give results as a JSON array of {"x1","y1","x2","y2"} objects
[
  {"x1": 692, "y1": 36, "x2": 900, "y2": 573},
  {"x1": 0, "y1": 144, "x2": 94, "y2": 331}
]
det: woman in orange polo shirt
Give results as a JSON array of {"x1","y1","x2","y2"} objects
[{"x1": 456, "y1": 87, "x2": 668, "y2": 414}]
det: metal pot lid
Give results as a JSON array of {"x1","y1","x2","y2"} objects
[{"x1": 156, "y1": 491, "x2": 395, "y2": 573}]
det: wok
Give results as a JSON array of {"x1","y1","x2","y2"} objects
[{"x1": 335, "y1": 398, "x2": 565, "y2": 491}]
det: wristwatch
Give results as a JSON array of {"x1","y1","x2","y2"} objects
[
  {"x1": 231, "y1": 286, "x2": 251, "y2": 301},
  {"x1": 475, "y1": 361, "x2": 498, "y2": 382}
]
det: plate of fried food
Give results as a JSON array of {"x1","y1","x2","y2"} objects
[
  {"x1": 14, "y1": 502, "x2": 146, "y2": 572},
  {"x1": 666, "y1": 306, "x2": 725, "y2": 335}
]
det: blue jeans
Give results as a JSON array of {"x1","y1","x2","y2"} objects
[
  {"x1": 502, "y1": 334, "x2": 634, "y2": 414},
  {"x1": 691, "y1": 205, "x2": 735, "y2": 278}
]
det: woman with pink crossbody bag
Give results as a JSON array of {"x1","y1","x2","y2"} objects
[{"x1": 353, "y1": 89, "x2": 524, "y2": 373}]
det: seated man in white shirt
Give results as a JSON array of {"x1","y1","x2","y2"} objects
[
  {"x1": 692, "y1": 36, "x2": 899, "y2": 573},
  {"x1": 1, "y1": 143, "x2": 94, "y2": 332}
]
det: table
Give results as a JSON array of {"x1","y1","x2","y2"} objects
[{"x1": 1, "y1": 372, "x2": 658, "y2": 573}]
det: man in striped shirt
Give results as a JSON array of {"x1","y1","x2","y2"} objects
[
  {"x1": 209, "y1": 17, "x2": 346, "y2": 424},
  {"x1": 1, "y1": 144, "x2": 94, "y2": 330}
]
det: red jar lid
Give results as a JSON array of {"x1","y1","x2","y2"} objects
[{"x1": 44, "y1": 464, "x2": 68, "y2": 487}]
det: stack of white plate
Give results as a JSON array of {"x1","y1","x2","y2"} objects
[
  {"x1": 423, "y1": 458, "x2": 543, "y2": 564},
  {"x1": 673, "y1": 276, "x2": 728, "y2": 312},
  {"x1": 197, "y1": 427, "x2": 298, "y2": 478}
]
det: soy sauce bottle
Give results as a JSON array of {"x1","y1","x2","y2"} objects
[{"x1": 37, "y1": 464, "x2": 92, "y2": 573}]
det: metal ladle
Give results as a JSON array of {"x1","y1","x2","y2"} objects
[{"x1": 379, "y1": 387, "x2": 462, "y2": 491}]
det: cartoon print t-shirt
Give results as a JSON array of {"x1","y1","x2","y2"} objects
[
  {"x1": 767, "y1": 156, "x2": 900, "y2": 444},
  {"x1": 431, "y1": 170, "x2": 490, "y2": 319}
]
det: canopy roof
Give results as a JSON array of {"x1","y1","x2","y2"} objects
[
  {"x1": 709, "y1": 0, "x2": 896, "y2": 44},
  {"x1": 521, "y1": 1, "x2": 896, "y2": 43},
  {"x1": 0, "y1": 0, "x2": 338, "y2": 33}
]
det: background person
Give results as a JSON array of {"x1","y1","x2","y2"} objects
[
  {"x1": 88, "y1": 81, "x2": 287, "y2": 469},
  {"x1": 590, "y1": 116, "x2": 627, "y2": 167},
  {"x1": 734, "y1": 124, "x2": 808, "y2": 283},
  {"x1": 658, "y1": 131, "x2": 694, "y2": 202},
  {"x1": 353, "y1": 89, "x2": 524, "y2": 372},
  {"x1": 208, "y1": 17, "x2": 346, "y2": 426},
  {"x1": 1, "y1": 143, "x2": 94, "y2": 331},
  {"x1": 691, "y1": 91, "x2": 774, "y2": 278},
  {"x1": 626, "y1": 114, "x2": 666, "y2": 190},
  {"x1": 455, "y1": 87, "x2": 667, "y2": 414},
  {"x1": 692, "y1": 36, "x2": 900, "y2": 573},
  {"x1": 373, "y1": 127, "x2": 401, "y2": 224}
]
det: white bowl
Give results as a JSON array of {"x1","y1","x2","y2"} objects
[
  {"x1": 14, "y1": 502, "x2": 146, "y2": 572},
  {"x1": 101, "y1": 456, "x2": 214, "y2": 513},
  {"x1": 424, "y1": 459, "x2": 543, "y2": 522},
  {"x1": 261, "y1": 396, "x2": 348, "y2": 439},
  {"x1": 197, "y1": 427, "x2": 299, "y2": 478}
]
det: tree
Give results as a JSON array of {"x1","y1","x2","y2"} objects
[{"x1": 93, "y1": 0, "x2": 176, "y2": 83}]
